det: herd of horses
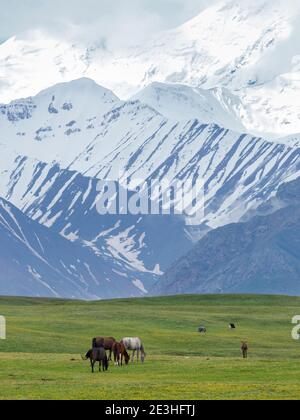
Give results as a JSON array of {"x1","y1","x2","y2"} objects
[
  {"x1": 84, "y1": 337, "x2": 146, "y2": 373},
  {"x1": 84, "y1": 330, "x2": 248, "y2": 373}
]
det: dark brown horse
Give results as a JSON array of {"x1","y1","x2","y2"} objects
[
  {"x1": 92, "y1": 337, "x2": 116, "y2": 361},
  {"x1": 113, "y1": 341, "x2": 130, "y2": 366},
  {"x1": 241, "y1": 342, "x2": 249, "y2": 359},
  {"x1": 85, "y1": 348, "x2": 109, "y2": 373}
]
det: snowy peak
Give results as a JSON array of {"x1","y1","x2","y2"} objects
[
  {"x1": 120, "y1": 0, "x2": 300, "y2": 137},
  {"x1": 154, "y1": 0, "x2": 299, "y2": 88},
  {"x1": 0, "y1": 78, "x2": 122, "y2": 166},
  {"x1": 1, "y1": 1, "x2": 300, "y2": 137},
  {"x1": 131, "y1": 82, "x2": 245, "y2": 132},
  {"x1": 35, "y1": 78, "x2": 119, "y2": 113},
  {"x1": 0, "y1": 78, "x2": 119, "y2": 123}
]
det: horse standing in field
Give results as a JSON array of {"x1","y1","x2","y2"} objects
[
  {"x1": 121, "y1": 337, "x2": 146, "y2": 363},
  {"x1": 85, "y1": 348, "x2": 109, "y2": 373},
  {"x1": 241, "y1": 342, "x2": 249, "y2": 359},
  {"x1": 92, "y1": 337, "x2": 116, "y2": 361},
  {"x1": 113, "y1": 341, "x2": 130, "y2": 366}
]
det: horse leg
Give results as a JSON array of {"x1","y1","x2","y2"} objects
[
  {"x1": 91, "y1": 360, "x2": 95, "y2": 373},
  {"x1": 137, "y1": 349, "x2": 140, "y2": 363},
  {"x1": 109, "y1": 349, "x2": 112, "y2": 362},
  {"x1": 132, "y1": 350, "x2": 135, "y2": 363}
]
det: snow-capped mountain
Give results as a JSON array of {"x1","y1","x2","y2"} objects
[
  {"x1": 2, "y1": 77, "x2": 299, "y2": 299},
  {"x1": 0, "y1": 197, "x2": 157, "y2": 299},
  {"x1": 0, "y1": 78, "x2": 120, "y2": 165},
  {"x1": 1, "y1": 0, "x2": 300, "y2": 138},
  {"x1": 1, "y1": 79, "x2": 300, "y2": 234},
  {"x1": 0, "y1": 142, "x2": 196, "y2": 290}
]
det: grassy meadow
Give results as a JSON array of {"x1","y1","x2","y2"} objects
[{"x1": 0, "y1": 294, "x2": 300, "y2": 400}]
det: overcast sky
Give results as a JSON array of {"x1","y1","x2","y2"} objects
[{"x1": 0, "y1": 0, "x2": 215, "y2": 47}]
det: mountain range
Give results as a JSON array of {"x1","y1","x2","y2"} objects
[
  {"x1": 0, "y1": 0, "x2": 299, "y2": 298},
  {"x1": 153, "y1": 178, "x2": 300, "y2": 296},
  {"x1": 1, "y1": 0, "x2": 300, "y2": 138}
]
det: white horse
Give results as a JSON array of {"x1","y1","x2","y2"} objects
[{"x1": 121, "y1": 337, "x2": 146, "y2": 363}]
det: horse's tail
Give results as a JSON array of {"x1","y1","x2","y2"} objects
[{"x1": 92, "y1": 338, "x2": 97, "y2": 348}]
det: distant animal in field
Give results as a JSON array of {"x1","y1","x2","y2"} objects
[
  {"x1": 92, "y1": 337, "x2": 116, "y2": 361},
  {"x1": 229, "y1": 323, "x2": 236, "y2": 330},
  {"x1": 122, "y1": 337, "x2": 146, "y2": 363},
  {"x1": 85, "y1": 348, "x2": 109, "y2": 373},
  {"x1": 113, "y1": 341, "x2": 130, "y2": 366},
  {"x1": 241, "y1": 342, "x2": 248, "y2": 359},
  {"x1": 198, "y1": 326, "x2": 207, "y2": 334}
]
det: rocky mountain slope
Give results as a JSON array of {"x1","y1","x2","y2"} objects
[
  {"x1": 153, "y1": 178, "x2": 300, "y2": 296},
  {"x1": 0, "y1": 197, "x2": 157, "y2": 299}
]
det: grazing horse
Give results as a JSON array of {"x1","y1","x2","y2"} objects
[
  {"x1": 113, "y1": 341, "x2": 130, "y2": 366},
  {"x1": 92, "y1": 337, "x2": 116, "y2": 361},
  {"x1": 198, "y1": 326, "x2": 207, "y2": 334},
  {"x1": 121, "y1": 337, "x2": 146, "y2": 363},
  {"x1": 85, "y1": 348, "x2": 109, "y2": 373},
  {"x1": 241, "y1": 342, "x2": 249, "y2": 359}
]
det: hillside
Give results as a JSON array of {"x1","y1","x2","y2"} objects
[
  {"x1": 153, "y1": 178, "x2": 300, "y2": 296},
  {"x1": 0, "y1": 197, "x2": 156, "y2": 299}
]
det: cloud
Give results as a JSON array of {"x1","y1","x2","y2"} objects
[{"x1": 0, "y1": 0, "x2": 215, "y2": 48}]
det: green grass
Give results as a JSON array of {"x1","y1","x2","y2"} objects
[{"x1": 0, "y1": 294, "x2": 300, "y2": 400}]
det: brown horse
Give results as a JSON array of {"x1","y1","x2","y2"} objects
[
  {"x1": 113, "y1": 341, "x2": 130, "y2": 366},
  {"x1": 241, "y1": 342, "x2": 249, "y2": 359},
  {"x1": 85, "y1": 348, "x2": 109, "y2": 373},
  {"x1": 92, "y1": 337, "x2": 116, "y2": 361}
]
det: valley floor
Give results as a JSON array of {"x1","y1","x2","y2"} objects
[{"x1": 0, "y1": 295, "x2": 300, "y2": 400}]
